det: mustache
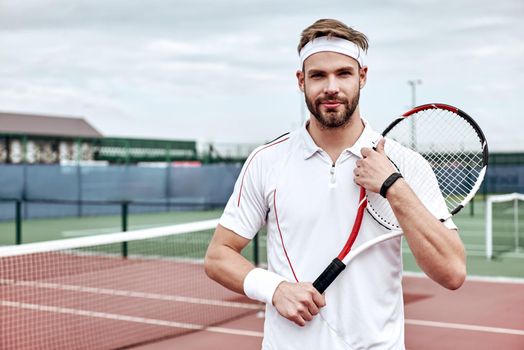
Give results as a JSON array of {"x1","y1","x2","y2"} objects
[{"x1": 316, "y1": 96, "x2": 348, "y2": 104}]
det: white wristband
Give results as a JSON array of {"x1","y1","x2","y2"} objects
[{"x1": 243, "y1": 268, "x2": 287, "y2": 304}]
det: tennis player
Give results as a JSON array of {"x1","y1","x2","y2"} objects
[{"x1": 205, "y1": 19, "x2": 466, "y2": 349}]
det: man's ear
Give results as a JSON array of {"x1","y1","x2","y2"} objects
[
  {"x1": 359, "y1": 65, "x2": 368, "y2": 89},
  {"x1": 296, "y1": 70, "x2": 305, "y2": 92}
]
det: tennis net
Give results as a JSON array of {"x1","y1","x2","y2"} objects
[
  {"x1": 0, "y1": 219, "x2": 262, "y2": 349},
  {"x1": 485, "y1": 193, "x2": 524, "y2": 259}
]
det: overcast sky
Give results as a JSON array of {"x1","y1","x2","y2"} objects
[{"x1": 1, "y1": 0, "x2": 523, "y2": 151}]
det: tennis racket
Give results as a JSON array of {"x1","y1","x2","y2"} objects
[{"x1": 313, "y1": 103, "x2": 488, "y2": 294}]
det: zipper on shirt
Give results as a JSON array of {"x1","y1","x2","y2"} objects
[{"x1": 329, "y1": 163, "x2": 337, "y2": 188}]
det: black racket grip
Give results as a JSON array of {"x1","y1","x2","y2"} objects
[{"x1": 313, "y1": 258, "x2": 346, "y2": 294}]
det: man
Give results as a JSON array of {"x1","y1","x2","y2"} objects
[{"x1": 205, "y1": 19, "x2": 465, "y2": 349}]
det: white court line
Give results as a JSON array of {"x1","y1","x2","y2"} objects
[
  {"x1": 405, "y1": 319, "x2": 524, "y2": 336},
  {"x1": 403, "y1": 271, "x2": 524, "y2": 284},
  {"x1": 3, "y1": 300, "x2": 523, "y2": 338},
  {"x1": 465, "y1": 250, "x2": 524, "y2": 258},
  {"x1": 0, "y1": 279, "x2": 261, "y2": 310},
  {"x1": 0, "y1": 301, "x2": 264, "y2": 338},
  {"x1": 402, "y1": 245, "x2": 524, "y2": 259}
]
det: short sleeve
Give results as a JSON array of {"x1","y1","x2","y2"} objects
[{"x1": 219, "y1": 149, "x2": 269, "y2": 239}]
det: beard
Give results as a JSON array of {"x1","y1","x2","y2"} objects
[{"x1": 305, "y1": 89, "x2": 360, "y2": 129}]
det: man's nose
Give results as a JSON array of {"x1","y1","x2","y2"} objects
[{"x1": 323, "y1": 76, "x2": 340, "y2": 95}]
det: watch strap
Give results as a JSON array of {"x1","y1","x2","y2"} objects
[{"x1": 380, "y1": 172, "x2": 403, "y2": 198}]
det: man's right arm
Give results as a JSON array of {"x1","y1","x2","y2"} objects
[
  {"x1": 204, "y1": 224, "x2": 254, "y2": 294},
  {"x1": 205, "y1": 224, "x2": 326, "y2": 326}
]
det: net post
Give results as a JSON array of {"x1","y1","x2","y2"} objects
[
  {"x1": 76, "y1": 162, "x2": 83, "y2": 218},
  {"x1": 164, "y1": 160, "x2": 171, "y2": 213},
  {"x1": 470, "y1": 197, "x2": 475, "y2": 217},
  {"x1": 121, "y1": 201, "x2": 129, "y2": 258},
  {"x1": 515, "y1": 198, "x2": 519, "y2": 252},
  {"x1": 253, "y1": 233, "x2": 259, "y2": 266},
  {"x1": 15, "y1": 200, "x2": 22, "y2": 245},
  {"x1": 485, "y1": 196, "x2": 492, "y2": 260}
]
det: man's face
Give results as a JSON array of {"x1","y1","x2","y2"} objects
[{"x1": 297, "y1": 51, "x2": 367, "y2": 129}]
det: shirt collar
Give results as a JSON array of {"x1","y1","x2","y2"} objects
[
  {"x1": 300, "y1": 118, "x2": 381, "y2": 160},
  {"x1": 347, "y1": 118, "x2": 381, "y2": 159},
  {"x1": 300, "y1": 120, "x2": 322, "y2": 159}
]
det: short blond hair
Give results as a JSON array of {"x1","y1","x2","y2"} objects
[{"x1": 297, "y1": 19, "x2": 369, "y2": 54}]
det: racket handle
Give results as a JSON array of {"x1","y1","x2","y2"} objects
[{"x1": 313, "y1": 258, "x2": 346, "y2": 294}]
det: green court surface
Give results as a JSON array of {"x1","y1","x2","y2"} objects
[
  {"x1": 1, "y1": 198, "x2": 522, "y2": 279},
  {"x1": 0, "y1": 209, "x2": 224, "y2": 245},
  {"x1": 0, "y1": 207, "x2": 262, "y2": 265}
]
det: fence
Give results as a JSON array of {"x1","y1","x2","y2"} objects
[
  {"x1": 1, "y1": 155, "x2": 524, "y2": 221},
  {"x1": 0, "y1": 163, "x2": 241, "y2": 220}
]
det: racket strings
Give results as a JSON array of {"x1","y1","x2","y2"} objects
[
  {"x1": 393, "y1": 109, "x2": 482, "y2": 204},
  {"x1": 367, "y1": 107, "x2": 485, "y2": 228},
  {"x1": 430, "y1": 152, "x2": 483, "y2": 190},
  {"x1": 410, "y1": 108, "x2": 482, "y2": 152}
]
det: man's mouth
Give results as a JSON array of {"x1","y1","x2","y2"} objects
[{"x1": 320, "y1": 100, "x2": 343, "y2": 109}]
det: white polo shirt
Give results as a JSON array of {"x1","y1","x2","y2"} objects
[{"x1": 220, "y1": 119, "x2": 454, "y2": 350}]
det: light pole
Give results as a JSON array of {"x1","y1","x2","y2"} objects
[
  {"x1": 407, "y1": 79, "x2": 422, "y2": 108},
  {"x1": 407, "y1": 79, "x2": 422, "y2": 149}
]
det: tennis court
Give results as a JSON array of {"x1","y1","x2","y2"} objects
[
  {"x1": 127, "y1": 275, "x2": 524, "y2": 350},
  {"x1": 2, "y1": 196, "x2": 522, "y2": 277},
  {"x1": 0, "y1": 218, "x2": 263, "y2": 349},
  {"x1": 1, "y1": 196, "x2": 523, "y2": 349}
]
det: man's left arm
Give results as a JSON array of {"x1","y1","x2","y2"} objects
[
  {"x1": 356, "y1": 139, "x2": 466, "y2": 290},
  {"x1": 384, "y1": 178, "x2": 466, "y2": 289}
]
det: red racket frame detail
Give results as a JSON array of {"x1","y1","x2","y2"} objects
[{"x1": 337, "y1": 187, "x2": 367, "y2": 260}]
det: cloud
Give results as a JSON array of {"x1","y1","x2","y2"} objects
[{"x1": 0, "y1": 0, "x2": 523, "y2": 150}]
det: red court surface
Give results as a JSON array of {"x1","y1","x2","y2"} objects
[
  {"x1": 0, "y1": 253, "x2": 261, "y2": 349},
  {"x1": 3, "y1": 252, "x2": 523, "y2": 350},
  {"x1": 132, "y1": 275, "x2": 524, "y2": 350}
]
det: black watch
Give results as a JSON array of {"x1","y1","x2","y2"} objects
[{"x1": 380, "y1": 172, "x2": 403, "y2": 198}]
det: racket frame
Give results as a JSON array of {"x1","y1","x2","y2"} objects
[
  {"x1": 313, "y1": 103, "x2": 489, "y2": 293},
  {"x1": 381, "y1": 103, "x2": 489, "y2": 216}
]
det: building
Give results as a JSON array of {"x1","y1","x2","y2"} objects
[
  {"x1": 0, "y1": 112, "x2": 197, "y2": 164},
  {"x1": 0, "y1": 112, "x2": 103, "y2": 164}
]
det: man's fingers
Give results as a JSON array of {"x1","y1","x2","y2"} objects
[
  {"x1": 308, "y1": 304, "x2": 319, "y2": 316},
  {"x1": 360, "y1": 147, "x2": 372, "y2": 158},
  {"x1": 273, "y1": 282, "x2": 327, "y2": 326},
  {"x1": 305, "y1": 298, "x2": 320, "y2": 315},
  {"x1": 312, "y1": 290, "x2": 326, "y2": 307},
  {"x1": 294, "y1": 315, "x2": 307, "y2": 327},
  {"x1": 300, "y1": 307, "x2": 314, "y2": 322},
  {"x1": 375, "y1": 138, "x2": 386, "y2": 153},
  {"x1": 290, "y1": 304, "x2": 311, "y2": 325}
]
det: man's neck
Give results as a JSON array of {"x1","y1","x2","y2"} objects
[{"x1": 307, "y1": 113, "x2": 365, "y2": 164}]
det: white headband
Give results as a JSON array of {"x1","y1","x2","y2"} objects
[{"x1": 299, "y1": 36, "x2": 365, "y2": 67}]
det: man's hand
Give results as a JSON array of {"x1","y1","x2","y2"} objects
[
  {"x1": 354, "y1": 138, "x2": 397, "y2": 193},
  {"x1": 272, "y1": 282, "x2": 326, "y2": 327}
]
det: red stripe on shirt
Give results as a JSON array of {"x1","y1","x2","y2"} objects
[
  {"x1": 237, "y1": 137, "x2": 290, "y2": 207},
  {"x1": 273, "y1": 189, "x2": 299, "y2": 282}
]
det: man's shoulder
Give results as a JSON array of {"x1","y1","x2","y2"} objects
[
  {"x1": 246, "y1": 131, "x2": 297, "y2": 166},
  {"x1": 384, "y1": 138, "x2": 424, "y2": 161}
]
